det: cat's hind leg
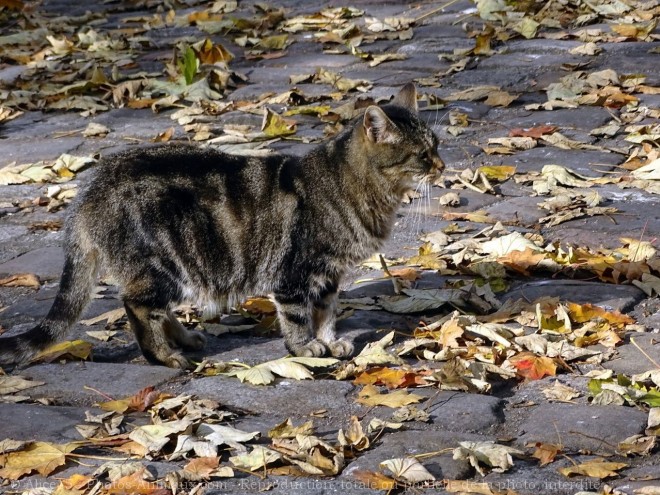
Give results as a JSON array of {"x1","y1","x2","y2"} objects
[
  {"x1": 312, "y1": 287, "x2": 353, "y2": 358},
  {"x1": 124, "y1": 302, "x2": 191, "y2": 368},
  {"x1": 273, "y1": 293, "x2": 326, "y2": 357},
  {"x1": 164, "y1": 311, "x2": 206, "y2": 351}
]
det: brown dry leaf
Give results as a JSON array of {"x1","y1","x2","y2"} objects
[
  {"x1": 183, "y1": 456, "x2": 227, "y2": 479},
  {"x1": 54, "y1": 473, "x2": 93, "y2": 494},
  {"x1": 388, "y1": 267, "x2": 422, "y2": 281},
  {"x1": 338, "y1": 415, "x2": 370, "y2": 452},
  {"x1": 0, "y1": 442, "x2": 76, "y2": 480},
  {"x1": 508, "y1": 352, "x2": 557, "y2": 380},
  {"x1": 353, "y1": 367, "x2": 428, "y2": 389},
  {"x1": 152, "y1": 127, "x2": 174, "y2": 143},
  {"x1": 531, "y1": 442, "x2": 562, "y2": 466},
  {"x1": 32, "y1": 340, "x2": 92, "y2": 363},
  {"x1": 441, "y1": 211, "x2": 495, "y2": 223},
  {"x1": 380, "y1": 457, "x2": 435, "y2": 483},
  {"x1": 352, "y1": 470, "x2": 397, "y2": 491},
  {"x1": 0, "y1": 375, "x2": 45, "y2": 395},
  {"x1": 445, "y1": 480, "x2": 495, "y2": 494},
  {"x1": 559, "y1": 459, "x2": 628, "y2": 478},
  {"x1": 566, "y1": 302, "x2": 634, "y2": 329},
  {"x1": 268, "y1": 418, "x2": 315, "y2": 439},
  {"x1": 104, "y1": 467, "x2": 171, "y2": 494},
  {"x1": 0, "y1": 273, "x2": 40, "y2": 289},
  {"x1": 80, "y1": 308, "x2": 126, "y2": 326},
  {"x1": 99, "y1": 386, "x2": 168, "y2": 413},
  {"x1": 509, "y1": 125, "x2": 558, "y2": 139},
  {"x1": 356, "y1": 384, "x2": 424, "y2": 408},
  {"x1": 498, "y1": 248, "x2": 546, "y2": 276},
  {"x1": 542, "y1": 381, "x2": 581, "y2": 402},
  {"x1": 616, "y1": 435, "x2": 656, "y2": 456}
]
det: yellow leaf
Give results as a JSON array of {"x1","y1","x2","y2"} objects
[
  {"x1": 0, "y1": 442, "x2": 75, "y2": 480},
  {"x1": 352, "y1": 470, "x2": 397, "y2": 490},
  {"x1": 566, "y1": 302, "x2": 634, "y2": 329},
  {"x1": 0, "y1": 273, "x2": 40, "y2": 289},
  {"x1": 261, "y1": 108, "x2": 296, "y2": 137},
  {"x1": 356, "y1": 384, "x2": 424, "y2": 408},
  {"x1": 559, "y1": 459, "x2": 628, "y2": 479},
  {"x1": 242, "y1": 297, "x2": 276, "y2": 316},
  {"x1": 268, "y1": 418, "x2": 315, "y2": 439},
  {"x1": 32, "y1": 340, "x2": 92, "y2": 363},
  {"x1": 477, "y1": 165, "x2": 516, "y2": 181}
]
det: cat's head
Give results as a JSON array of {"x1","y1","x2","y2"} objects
[{"x1": 359, "y1": 83, "x2": 444, "y2": 190}]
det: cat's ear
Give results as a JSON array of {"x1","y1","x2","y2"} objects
[
  {"x1": 363, "y1": 106, "x2": 400, "y2": 144},
  {"x1": 391, "y1": 83, "x2": 418, "y2": 113}
]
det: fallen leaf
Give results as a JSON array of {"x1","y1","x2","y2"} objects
[
  {"x1": 104, "y1": 467, "x2": 170, "y2": 494},
  {"x1": 508, "y1": 352, "x2": 557, "y2": 380},
  {"x1": 356, "y1": 384, "x2": 424, "y2": 408},
  {"x1": 0, "y1": 273, "x2": 40, "y2": 289},
  {"x1": 531, "y1": 442, "x2": 562, "y2": 466},
  {"x1": 227, "y1": 356, "x2": 338, "y2": 385},
  {"x1": 542, "y1": 381, "x2": 581, "y2": 402},
  {"x1": 268, "y1": 418, "x2": 315, "y2": 439},
  {"x1": 559, "y1": 459, "x2": 628, "y2": 478},
  {"x1": 0, "y1": 376, "x2": 45, "y2": 395},
  {"x1": 353, "y1": 470, "x2": 397, "y2": 489},
  {"x1": 453, "y1": 441, "x2": 523, "y2": 476},
  {"x1": 380, "y1": 457, "x2": 435, "y2": 483},
  {"x1": 32, "y1": 340, "x2": 92, "y2": 363},
  {"x1": 0, "y1": 442, "x2": 76, "y2": 480}
]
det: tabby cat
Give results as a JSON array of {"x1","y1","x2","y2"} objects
[{"x1": 0, "y1": 83, "x2": 444, "y2": 368}]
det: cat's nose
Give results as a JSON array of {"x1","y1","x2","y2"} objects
[{"x1": 432, "y1": 155, "x2": 445, "y2": 174}]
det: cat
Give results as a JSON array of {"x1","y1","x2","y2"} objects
[{"x1": 0, "y1": 83, "x2": 444, "y2": 368}]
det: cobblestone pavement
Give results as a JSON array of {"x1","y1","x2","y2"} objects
[{"x1": 1, "y1": 1, "x2": 659, "y2": 494}]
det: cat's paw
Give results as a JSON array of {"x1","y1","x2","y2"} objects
[
  {"x1": 326, "y1": 339, "x2": 354, "y2": 358},
  {"x1": 162, "y1": 352, "x2": 193, "y2": 369},
  {"x1": 291, "y1": 339, "x2": 327, "y2": 357},
  {"x1": 401, "y1": 188, "x2": 422, "y2": 204},
  {"x1": 178, "y1": 330, "x2": 207, "y2": 351}
]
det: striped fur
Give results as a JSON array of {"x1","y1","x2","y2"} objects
[{"x1": 0, "y1": 83, "x2": 444, "y2": 368}]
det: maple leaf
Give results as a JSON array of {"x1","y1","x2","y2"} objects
[
  {"x1": 509, "y1": 125, "x2": 558, "y2": 138},
  {"x1": 0, "y1": 442, "x2": 76, "y2": 480},
  {"x1": 508, "y1": 352, "x2": 557, "y2": 380}
]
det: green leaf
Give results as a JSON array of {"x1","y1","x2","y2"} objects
[{"x1": 180, "y1": 45, "x2": 198, "y2": 85}]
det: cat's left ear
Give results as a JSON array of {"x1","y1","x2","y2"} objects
[
  {"x1": 391, "y1": 83, "x2": 418, "y2": 113},
  {"x1": 363, "y1": 106, "x2": 401, "y2": 144}
]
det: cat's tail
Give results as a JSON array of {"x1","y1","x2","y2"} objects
[{"x1": 0, "y1": 236, "x2": 99, "y2": 367}]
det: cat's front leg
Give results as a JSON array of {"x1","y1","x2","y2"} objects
[
  {"x1": 274, "y1": 293, "x2": 326, "y2": 357},
  {"x1": 312, "y1": 289, "x2": 354, "y2": 358}
]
